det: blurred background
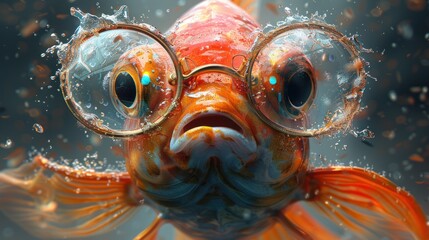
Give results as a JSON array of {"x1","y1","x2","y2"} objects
[{"x1": 0, "y1": 0, "x2": 428, "y2": 239}]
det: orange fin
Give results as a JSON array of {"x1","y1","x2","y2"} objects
[
  {"x1": 0, "y1": 155, "x2": 144, "y2": 239},
  {"x1": 134, "y1": 215, "x2": 164, "y2": 240},
  {"x1": 230, "y1": 0, "x2": 259, "y2": 19},
  {"x1": 278, "y1": 167, "x2": 429, "y2": 239}
]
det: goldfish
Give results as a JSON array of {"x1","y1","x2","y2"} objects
[{"x1": 0, "y1": 0, "x2": 428, "y2": 239}]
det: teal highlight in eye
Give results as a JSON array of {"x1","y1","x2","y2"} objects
[
  {"x1": 269, "y1": 76, "x2": 277, "y2": 85},
  {"x1": 141, "y1": 73, "x2": 151, "y2": 86}
]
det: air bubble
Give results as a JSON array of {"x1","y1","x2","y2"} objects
[
  {"x1": 284, "y1": 7, "x2": 292, "y2": 16},
  {"x1": 33, "y1": 123, "x2": 44, "y2": 133},
  {"x1": 155, "y1": 9, "x2": 164, "y2": 18},
  {"x1": 0, "y1": 139, "x2": 13, "y2": 149},
  {"x1": 389, "y1": 90, "x2": 397, "y2": 101}
]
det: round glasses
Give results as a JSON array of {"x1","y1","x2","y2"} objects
[{"x1": 60, "y1": 21, "x2": 366, "y2": 137}]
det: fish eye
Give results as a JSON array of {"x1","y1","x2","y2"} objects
[
  {"x1": 61, "y1": 28, "x2": 181, "y2": 136},
  {"x1": 248, "y1": 24, "x2": 366, "y2": 136},
  {"x1": 284, "y1": 70, "x2": 313, "y2": 109},
  {"x1": 109, "y1": 45, "x2": 177, "y2": 120},
  {"x1": 111, "y1": 63, "x2": 145, "y2": 118},
  {"x1": 114, "y1": 71, "x2": 137, "y2": 108},
  {"x1": 268, "y1": 55, "x2": 315, "y2": 118}
]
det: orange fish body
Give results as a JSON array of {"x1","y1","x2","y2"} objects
[
  {"x1": 0, "y1": 0, "x2": 428, "y2": 239},
  {"x1": 125, "y1": 1, "x2": 307, "y2": 238}
]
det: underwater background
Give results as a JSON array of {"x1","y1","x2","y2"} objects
[{"x1": 0, "y1": 0, "x2": 428, "y2": 239}]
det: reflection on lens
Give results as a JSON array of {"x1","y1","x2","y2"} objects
[
  {"x1": 61, "y1": 27, "x2": 181, "y2": 136},
  {"x1": 249, "y1": 23, "x2": 365, "y2": 136},
  {"x1": 115, "y1": 72, "x2": 136, "y2": 108}
]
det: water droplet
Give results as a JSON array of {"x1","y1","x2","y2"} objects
[
  {"x1": 33, "y1": 123, "x2": 44, "y2": 133},
  {"x1": 349, "y1": 129, "x2": 375, "y2": 140},
  {"x1": 155, "y1": 9, "x2": 164, "y2": 18},
  {"x1": 75, "y1": 188, "x2": 81, "y2": 194},
  {"x1": 389, "y1": 90, "x2": 397, "y2": 101},
  {"x1": 284, "y1": 7, "x2": 292, "y2": 16},
  {"x1": 0, "y1": 139, "x2": 13, "y2": 149}
]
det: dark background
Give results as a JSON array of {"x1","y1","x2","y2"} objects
[{"x1": 0, "y1": 0, "x2": 428, "y2": 239}]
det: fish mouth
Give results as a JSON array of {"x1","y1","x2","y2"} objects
[
  {"x1": 181, "y1": 113, "x2": 244, "y2": 135},
  {"x1": 170, "y1": 109, "x2": 256, "y2": 155}
]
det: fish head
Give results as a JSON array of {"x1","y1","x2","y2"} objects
[
  {"x1": 122, "y1": 0, "x2": 309, "y2": 211},
  {"x1": 56, "y1": 0, "x2": 365, "y2": 237},
  {"x1": 50, "y1": 0, "x2": 373, "y2": 237}
]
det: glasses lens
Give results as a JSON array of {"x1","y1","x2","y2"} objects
[
  {"x1": 249, "y1": 24, "x2": 365, "y2": 136},
  {"x1": 62, "y1": 28, "x2": 180, "y2": 136}
]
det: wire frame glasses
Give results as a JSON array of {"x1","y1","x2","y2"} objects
[{"x1": 60, "y1": 21, "x2": 365, "y2": 137}]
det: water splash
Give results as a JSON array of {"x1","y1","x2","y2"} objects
[
  {"x1": 262, "y1": 8, "x2": 326, "y2": 34},
  {"x1": 47, "y1": 5, "x2": 131, "y2": 65},
  {"x1": 70, "y1": 5, "x2": 130, "y2": 33}
]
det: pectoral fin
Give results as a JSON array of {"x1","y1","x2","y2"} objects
[
  {"x1": 0, "y1": 155, "x2": 144, "y2": 239},
  {"x1": 273, "y1": 167, "x2": 428, "y2": 239},
  {"x1": 133, "y1": 215, "x2": 164, "y2": 240}
]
